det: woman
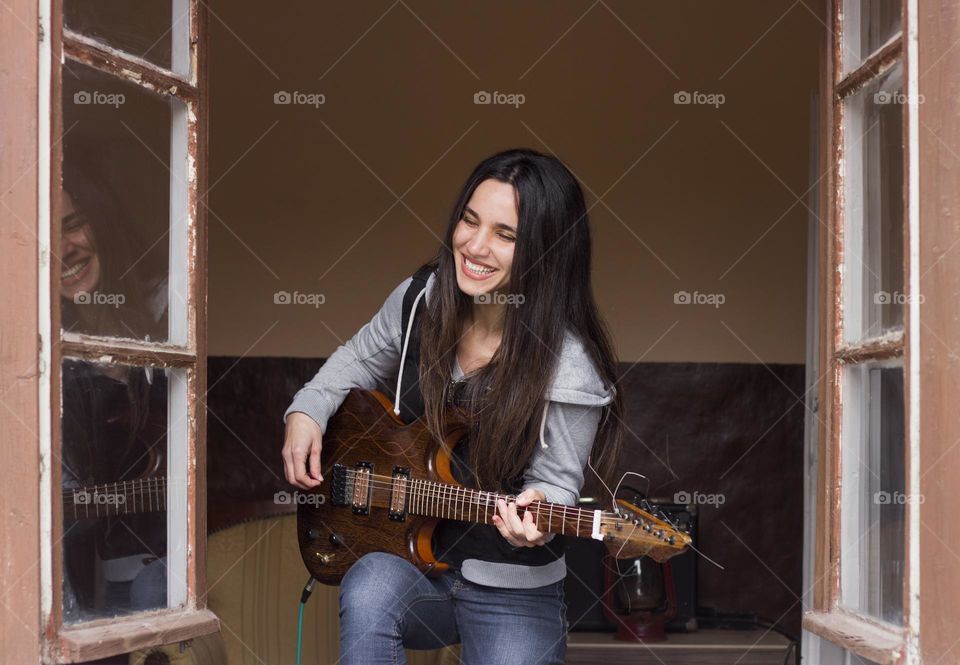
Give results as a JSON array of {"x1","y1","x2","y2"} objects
[{"x1": 282, "y1": 148, "x2": 624, "y2": 665}]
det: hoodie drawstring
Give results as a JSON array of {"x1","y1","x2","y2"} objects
[
  {"x1": 539, "y1": 402, "x2": 549, "y2": 449},
  {"x1": 394, "y1": 282, "x2": 552, "y2": 451},
  {"x1": 394, "y1": 285, "x2": 427, "y2": 416}
]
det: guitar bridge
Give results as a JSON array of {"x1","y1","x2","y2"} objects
[
  {"x1": 389, "y1": 466, "x2": 410, "y2": 521},
  {"x1": 330, "y1": 464, "x2": 348, "y2": 506}
]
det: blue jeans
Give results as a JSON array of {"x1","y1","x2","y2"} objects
[{"x1": 338, "y1": 552, "x2": 568, "y2": 665}]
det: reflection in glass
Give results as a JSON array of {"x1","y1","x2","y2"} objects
[
  {"x1": 841, "y1": 364, "x2": 905, "y2": 625},
  {"x1": 843, "y1": 62, "x2": 904, "y2": 343},
  {"x1": 842, "y1": 0, "x2": 901, "y2": 72},
  {"x1": 61, "y1": 359, "x2": 171, "y2": 623},
  {"x1": 64, "y1": 0, "x2": 190, "y2": 75},
  {"x1": 61, "y1": 60, "x2": 174, "y2": 342}
]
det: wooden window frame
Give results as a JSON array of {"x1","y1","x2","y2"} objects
[
  {"x1": 804, "y1": 1, "x2": 920, "y2": 663},
  {"x1": 39, "y1": 0, "x2": 217, "y2": 661}
]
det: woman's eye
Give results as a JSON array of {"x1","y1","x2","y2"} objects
[
  {"x1": 462, "y1": 218, "x2": 478, "y2": 227},
  {"x1": 498, "y1": 234, "x2": 515, "y2": 242}
]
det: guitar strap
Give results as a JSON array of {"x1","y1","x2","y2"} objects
[{"x1": 395, "y1": 261, "x2": 437, "y2": 424}]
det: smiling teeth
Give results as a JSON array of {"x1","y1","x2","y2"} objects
[
  {"x1": 62, "y1": 259, "x2": 89, "y2": 279},
  {"x1": 465, "y1": 258, "x2": 495, "y2": 274}
]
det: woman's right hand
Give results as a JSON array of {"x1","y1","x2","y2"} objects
[{"x1": 282, "y1": 412, "x2": 324, "y2": 489}]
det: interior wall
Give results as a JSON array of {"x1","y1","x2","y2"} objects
[{"x1": 208, "y1": 1, "x2": 823, "y2": 363}]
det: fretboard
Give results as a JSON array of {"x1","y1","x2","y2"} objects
[
  {"x1": 402, "y1": 477, "x2": 613, "y2": 539},
  {"x1": 63, "y1": 477, "x2": 167, "y2": 522}
]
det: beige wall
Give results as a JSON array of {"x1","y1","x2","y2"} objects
[{"x1": 208, "y1": 1, "x2": 823, "y2": 363}]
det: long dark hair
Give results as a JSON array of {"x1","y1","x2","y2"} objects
[{"x1": 419, "y1": 148, "x2": 624, "y2": 495}]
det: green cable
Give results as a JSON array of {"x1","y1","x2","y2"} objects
[{"x1": 296, "y1": 577, "x2": 317, "y2": 665}]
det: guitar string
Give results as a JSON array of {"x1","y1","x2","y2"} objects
[
  {"x1": 333, "y1": 469, "x2": 678, "y2": 533},
  {"x1": 62, "y1": 478, "x2": 167, "y2": 504},
  {"x1": 338, "y1": 472, "x2": 610, "y2": 522}
]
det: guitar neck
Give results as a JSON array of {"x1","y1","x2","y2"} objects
[
  {"x1": 403, "y1": 478, "x2": 612, "y2": 540},
  {"x1": 63, "y1": 477, "x2": 167, "y2": 523}
]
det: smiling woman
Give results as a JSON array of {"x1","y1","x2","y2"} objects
[
  {"x1": 282, "y1": 148, "x2": 625, "y2": 665},
  {"x1": 59, "y1": 158, "x2": 169, "y2": 342}
]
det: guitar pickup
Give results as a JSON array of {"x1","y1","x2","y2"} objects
[
  {"x1": 351, "y1": 461, "x2": 373, "y2": 515},
  {"x1": 389, "y1": 466, "x2": 410, "y2": 522}
]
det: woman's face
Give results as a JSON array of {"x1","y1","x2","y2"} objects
[
  {"x1": 60, "y1": 192, "x2": 101, "y2": 299},
  {"x1": 452, "y1": 178, "x2": 518, "y2": 299}
]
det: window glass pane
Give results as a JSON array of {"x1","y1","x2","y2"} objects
[
  {"x1": 64, "y1": 0, "x2": 190, "y2": 76},
  {"x1": 842, "y1": 0, "x2": 901, "y2": 73},
  {"x1": 60, "y1": 359, "x2": 186, "y2": 623},
  {"x1": 842, "y1": 62, "x2": 904, "y2": 343},
  {"x1": 840, "y1": 364, "x2": 905, "y2": 625},
  {"x1": 60, "y1": 60, "x2": 183, "y2": 343}
]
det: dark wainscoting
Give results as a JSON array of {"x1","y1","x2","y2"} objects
[{"x1": 206, "y1": 357, "x2": 805, "y2": 638}]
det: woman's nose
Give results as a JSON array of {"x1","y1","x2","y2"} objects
[
  {"x1": 466, "y1": 229, "x2": 490, "y2": 256},
  {"x1": 60, "y1": 233, "x2": 74, "y2": 257}
]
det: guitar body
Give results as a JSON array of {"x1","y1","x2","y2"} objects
[
  {"x1": 296, "y1": 389, "x2": 692, "y2": 586},
  {"x1": 297, "y1": 389, "x2": 469, "y2": 585}
]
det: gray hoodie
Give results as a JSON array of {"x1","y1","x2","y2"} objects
[{"x1": 283, "y1": 271, "x2": 614, "y2": 587}]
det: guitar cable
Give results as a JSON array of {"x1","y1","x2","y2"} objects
[{"x1": 296, "y1": 576, "x2": 317, "y2": 665}]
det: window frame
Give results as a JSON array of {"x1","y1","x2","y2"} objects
[
  {"x1": 40, "y1": 0, "x2": 216, "y2": 660},
  {"x1": 804, "y1": 0, "x2": 919, "y2": 662}
]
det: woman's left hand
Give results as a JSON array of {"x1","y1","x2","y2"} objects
[{"x1": 493, "y1": 488, "x2": 556, "y2": 548}]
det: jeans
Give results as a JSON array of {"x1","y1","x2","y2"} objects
[{"x1": 338, "y1": 551, "x2": 568, "y2": 665}]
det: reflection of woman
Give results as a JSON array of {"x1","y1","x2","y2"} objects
[
  {"x1": 60, "y1": 159, "x2": 170, "y2": 622},
  {"x1": 60, "y1": 159, "x2": 167, "y2": 341},
  {"x1": 283, "y1": 149, "x2": 624, "y2": 664}
]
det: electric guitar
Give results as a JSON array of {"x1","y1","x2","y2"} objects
[{"x1": 296, "y1": 389, "x2": 692, "y2": 584}]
